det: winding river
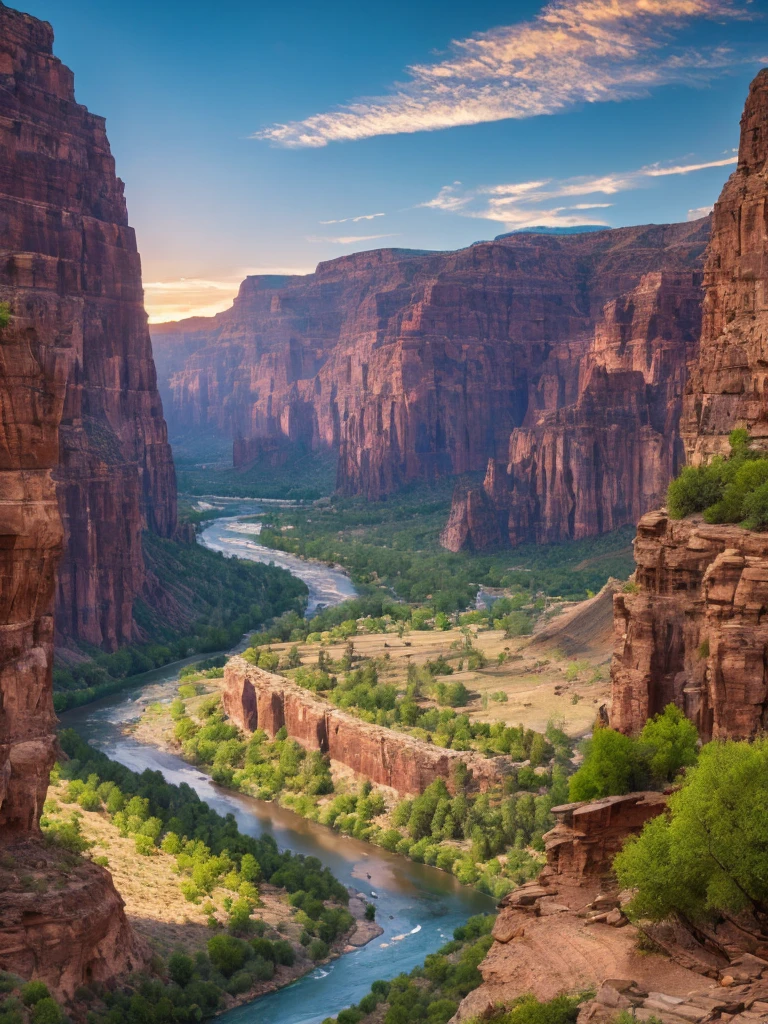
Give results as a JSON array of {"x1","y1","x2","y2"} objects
[{"x1": 62, "y1": 507, "x2": 493, "y2": 1024}]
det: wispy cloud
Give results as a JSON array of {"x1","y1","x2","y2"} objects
[
  {"x1": 306, "y1": 233, "x2": 397, "y2": 244},
  {"x1": 422, "y1": 154, "x2": 737, "y2": 229},
  {"x1": 255, "y1": 0, "x2": 754, "y2": 147},
  {"x1": 319, "y1": 212, "x2": 386, "y2": 224},
  {"x1": 144, "y1": 267, "x2": 313, "y2": 323}
]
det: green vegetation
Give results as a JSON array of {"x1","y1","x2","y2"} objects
[
  {"x1": 254, "y1": 485, "x2": 635, "y2": 611},
  {"x1": 0, "y1": 976, "x2": 66, "y2": 1024},
  {"x1": 52, "y1": 535, "x2": 307, "y2": 712},
  {"x1": 167, "y1": 689, "x2": 573, "y2": 899},
  {"x1": 171, "y1": 429, "x2": 338, "y2": 500},
  {"x1": 615, "y1": 738, "x2": 768, "y2": 925},
  {"x1": 667, "y1": 429, "x2": 768, "y2": 529},
  {"x1": 55, "y1": 730, "x2": 349, "y2": 914},
  {"x1": 568, "y1": 706, "x2": 698, "y2": 801},
  {"x1": 320, "y1": 914, "x2": 587, "y2": 1024},
  {"x1": 0, "y1": 302, "x2": 10, "y2": 330}
]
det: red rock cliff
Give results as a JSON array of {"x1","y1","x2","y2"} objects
[
  {"x1": 0, "y1": 0, "x2": 177, "y2": 654},
  {"x1": 611, "y1": 69, "x2": 768, "y2": 739},
  {"x1": 151, "y1": 223, "x2": 706, "y2": 513},
  {"x1": 222, "y1": 657, "x2": 507, "y2": 796},
  {"x1": 0, "y1": 1, "x2": 144, "y2": 995},
  {"x1": 441, "y1": 267, "x2": 704, "y2": 551}
]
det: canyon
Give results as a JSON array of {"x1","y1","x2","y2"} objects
[
  {"x1": 610, "y1": 68, "x2": 768, "y2": 740},
  {"x1": 151, "y1": 222, "x2": 707, "y2": 550},
  {"x1": 222, "y1": 656, "x2": 507, "y2": 796}
]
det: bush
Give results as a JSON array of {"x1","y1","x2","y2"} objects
[
  {"x1": 568, "y1": 728, "x2": 642, "y2": 801},
  {"x1": 21, "y1": 982, "x2": 50, "y2": 1006},
  {"x1": 207, "y1": 935, "x2": 249, "y2": 977},
  {"x1": 638, "y1": 704, "x2": 698, "y2": 784},
  {"x1": 569, "y1": 706, "x2": 699, "y2": 800},
  {"x1": 168, "y1": 951, "x2": 195, "y2": 987},
  {"x1": 31, "y1": 999, "x2": 63, "y2": 1024},
  {"x1": 308, "y1": 938, "x2": 329, "y2": 961},
  {"x1": 0, "y1": 303, "x2": 10, "y2": 330}
]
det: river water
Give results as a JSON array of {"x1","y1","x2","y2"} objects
[{"x1": 62, "y1": 509, "x2": 493, "y2": 1024}]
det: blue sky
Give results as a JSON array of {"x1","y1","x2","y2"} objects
[{"x1": 20, "y1": 0, "x2": 768, "y2": 320}]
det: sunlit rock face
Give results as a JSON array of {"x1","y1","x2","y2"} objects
[
  {"x1": 151, "y1": 221, "x2": 707, "y2": 530},
  {"x1": 0, "y1": 1, "x2": 177, "y2": 659},
  {"x1": 611, "y1": 69, "x2": 768, "y2": 741},
  {"x1": 0, "y1": 0, "x2": 155, "y2": 992}
]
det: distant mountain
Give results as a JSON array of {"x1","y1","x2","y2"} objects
[{"x1": 494, "y1": 225, "x2": 607, "y2": 239}]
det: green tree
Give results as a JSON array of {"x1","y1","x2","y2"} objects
[
  {"x1": 568, "y1": 728, "x2": 640, "y2": 801},
  {"x1": 638, "y1": 704, "x2": 698, "y2": 784},
  {"x1": 615, "y1": 739, "x2": 768, "y2": 923},
  {"x1": 207, "y1": 935, "x2": 249, "y2": 977}
]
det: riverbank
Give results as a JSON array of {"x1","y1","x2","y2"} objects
[
  {"x1": 128, "y1": 670, "x2": 554, "y2": 900},
  {"x1": 60, "y1": 680, "x2": 493, "y2": 1024}
]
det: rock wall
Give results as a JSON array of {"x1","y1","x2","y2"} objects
[
  {"x1": 610, "y1": 68, "x2": 768, "y2": 740},
  {"x1": 0, "y1": 0, "x2": 177, "y2": 654},
  {"x1": 442, "y1": 269, "x2": 703, "y2": 551},
  {"x1": 0, "y1": 0, "x2": 152, "y2": 995},
  {"x1": 152, "y1": 223, "x2": 707, "y2": 520},
  {"x1": 222, "y1": 657, "x2": 507, "y2": 796},
  {"x1": 611, "y1": 511, "x2": 768, "y2": 739}
]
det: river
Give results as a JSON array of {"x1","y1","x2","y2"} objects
[{"x1": 62, "y1": 509, "x2": 493, "y2": 1024}]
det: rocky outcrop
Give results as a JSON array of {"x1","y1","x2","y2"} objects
[
  {"x1": 0, "y1": 838, "x2": 144, "y2": 1000},
  {"x1": 222, "y1": 657, "x2": 507, "y2": 795},
  {"x1": 453, "y1": 792, "x2": 706, "y2": 1021},
  {"x1": 611, "y1": 511, "x2": 768, "y2": 739},
  {"x1": 443, "y1": 268, "x2": 703, "y2": 551},
  {"x1": 610, "y1": 68, "x2": 768, "y2": 740},
  {"x1": 0, "y1": 0, "x2": 177, "y2": 654},
  {"x1": 542, "y1": 792, "x2": 668, "y2": 883},
  {"x1": 152, "y1": 223, "x2": 707, "y2": 516}
]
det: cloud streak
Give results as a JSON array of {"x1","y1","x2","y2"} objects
[
  {"x1": 319, "y1": 212, "x2": 385, "y2": 224},
  {"x1": 422, "y1": 153, "x2": 736, "y2": 229},
  {"x1": 255, "y1": 0, "x2": 753, "y2": 147}
]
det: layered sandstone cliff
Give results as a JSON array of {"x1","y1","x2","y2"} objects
[
  {"x1": 0, "y1": 1, "x2": 149, "y2": 995},
  {"x1": 222, "y1": 657, "x2": 507, "y2": 795},
  {"x1": 152, "y1": 223, "x2": 707, "y2": 519},
  {"x1": 442, "y1": 268, "x2": 703, "y2": 551},
  {"x1": 610, "y1": 69, "x2": 768, "y2": 739},
  {"x1": 0, "y1": 0, "x2": 177, "y2": 653}
]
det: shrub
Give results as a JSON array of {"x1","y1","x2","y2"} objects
[
  {"x1": 168, "y1": 951, "x2": 195, "y2": 987},
  {"x1": 134, "y1": 834, "x2": 155, "y2": 856},
  {"x1": 31, "y1": 999, "x2": 63, "y2": 1024},
  {"x1": 207, "y1": 935, "x2": 249, "y2": 977},
  {"x1": 667, "y1": 460, "x2": 728, "y2": 519},
  {"x1": 0, "y1": 303, "x2": 10, "y2": 330},
  {"x1": 569, "y1": 728, "x2": 642, "y2": 801},
  {"x1": 308, "y1": 938, "x2": 329, "y2": 961},
  {"x1": 637, "y1": 704, "x2": 698, "y2": 784},
  {"x1": 21, "y1": 982, "x2": 50, "y2": 1006}
]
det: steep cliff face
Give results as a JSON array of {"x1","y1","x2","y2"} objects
[
  {"x1": 0, "y1": 0, "x2": 177, "y2": 654},
  {"x1": 0, "y1": 0, "x2": 152, "y2": 994},
  {"x1": 611, "y1": 511, "x2": 768, "y2": 739},
  {"x1": 610, "y1": 69, "x2": 768, "y2": 740},
  {"x1": 222, "y1": 658, "x2": 507, "y2": 795},
  {"x1": 152, "y1": 223, "x2": 707, "y2": 510},
  {"x1": 442, "y1": 268, "x2": 703, "y2": 551},
  {"x1": 681, "y1": 68, "x2": 768, "y2": 464}
]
